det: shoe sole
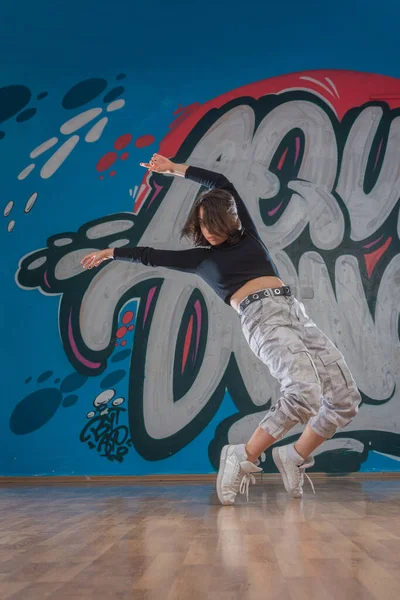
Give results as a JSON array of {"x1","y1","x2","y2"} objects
[
  {"x1": 216, "y1": 445, "x2": 233, "y2": 506},
  {"x1": 272, "y1": 447, "x2": 302, "y2": 498}
]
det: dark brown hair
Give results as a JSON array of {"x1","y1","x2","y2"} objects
[{"x1": 180, "y1": 188, "x2": 242, "y2": 246}]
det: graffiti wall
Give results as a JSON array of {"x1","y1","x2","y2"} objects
[{"x1": 1, "y1": 3, "x2": 400, "y2": 476}]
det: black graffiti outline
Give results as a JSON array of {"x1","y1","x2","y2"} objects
[{"x1": 16, "y1": 89, "x2": 400, "y2": 469}]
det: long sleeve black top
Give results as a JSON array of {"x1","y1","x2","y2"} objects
[{"x1": 114, "y1": 166, "x2": 280, "y2": 304}]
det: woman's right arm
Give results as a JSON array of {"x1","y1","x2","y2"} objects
[
  {"x1": 81, "y1": 246, "x2": 206, "y2": 274},
  {"x1": 140, "y1": 154, "x2": 188, "y2": 178},
  {"x1": 140, "y1": 154, "x2": 258, "y2": 234}
]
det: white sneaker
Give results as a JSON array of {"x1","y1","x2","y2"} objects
[
  {"x1": 216, "y1": 444, "x2": 262, "y2": 506},
  {"x1": 272, "y1": 445, "x2": 315, "y2": 498}
]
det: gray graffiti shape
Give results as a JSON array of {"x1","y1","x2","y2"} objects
[{"x1": 15, "y1": 92, "x2": 400, "y2": 469}]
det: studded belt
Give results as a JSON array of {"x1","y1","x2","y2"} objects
[{"x1": 239, "y1": 286, "x2": 291, "y2": 314}]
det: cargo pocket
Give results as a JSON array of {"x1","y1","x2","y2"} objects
[
  {"x1": 318, "y1": 349, "x2": 354, "y2": 391},
  {"x1": 288, "y1": 344, "x2": 320, "y2": 384}
]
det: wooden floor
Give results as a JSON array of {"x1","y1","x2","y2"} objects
[{"x1": 1, "y1": 477, "x2": 400, "y2": 599}]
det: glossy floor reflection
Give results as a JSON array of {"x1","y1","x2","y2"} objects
[{"x1": 0, "y1": 478, "x2": 400, "y2": 599}]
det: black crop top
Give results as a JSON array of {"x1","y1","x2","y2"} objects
[{"x1": 114, "y1": 166, "x2": 280, "y2": 304}]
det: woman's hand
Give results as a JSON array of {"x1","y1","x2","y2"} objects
[
  {"x1": 140, "y1": 153, "x2": 175, "y2": 174},
  {"x1": 81, "y1": 249, "x2": 114, "y2": 269}
]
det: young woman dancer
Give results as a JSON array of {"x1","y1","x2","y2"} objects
[{"x1": 82, "y1": 154, "x2": 361, "y2": 505}]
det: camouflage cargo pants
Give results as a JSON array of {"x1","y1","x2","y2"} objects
[{"x1": 240, "y1": 293, "x2": 361, "y2": 440}]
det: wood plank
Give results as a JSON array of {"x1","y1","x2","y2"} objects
[{"x1": 0, "y1": 478, "x2": 399, "y2": 599}]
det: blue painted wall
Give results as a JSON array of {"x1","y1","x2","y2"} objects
[{"x1": 1, "y1": 0, "x2": 399, "y2": 475}]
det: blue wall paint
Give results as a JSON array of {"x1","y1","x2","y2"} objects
[{"x1": 1, "y1": 0, "x2": 399, "y2": 475}]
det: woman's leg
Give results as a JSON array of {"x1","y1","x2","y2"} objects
[
  {"x1": 293, "y1": 424, "x2": 326, "y2": 459},
  {"x1": 217, "y1": 296, "x2": 323, "y2": 505},
  {"x1": 245, "y1": 423, "x2": 326, "y2": 464},
  {"x1": 243, "y1": 296, "x2": 324, "y2": 442},
  {"x1": 271, "y1": 297, "x2": 361, "y2": 496},
  {"x1": 291, "y1": 296, "x2": 361, "y2": 442},
  {"x1": 216, "y1": 294, "x2": 361, "y2": 504},
  {"x1": 245, "y1": 428, "x2": 276, "y2": 463}
]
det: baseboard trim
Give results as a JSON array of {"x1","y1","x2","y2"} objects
[{"x1": 0, "y1": 472, "x2": 399, "y2": 485}]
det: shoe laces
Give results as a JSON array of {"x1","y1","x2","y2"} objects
[
  {"x1": 299, "y1": 463, "x2": 315, "y2": 494},
  {"x1": 239, "y1": 473, "x2": 256, "y2": 502}
]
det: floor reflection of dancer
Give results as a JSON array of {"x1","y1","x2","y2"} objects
[{"x1": 82, "y1": 154, "x2": 361, "y2": 505}]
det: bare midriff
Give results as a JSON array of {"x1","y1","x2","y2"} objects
[{"x1": 230, "y1": 276, "x2": 285, "y2": 312}]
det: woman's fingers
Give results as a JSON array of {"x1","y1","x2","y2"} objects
[
  {"x1": 82, "y1": 253, "x2": 100, "y2": 269},
  {"x1": 140, "y1": 154, "x2": 170, "y2": 173},
  {"x1": 140, "y1": 161, "x2": 158, "y2": 173},
  {"x1": 81, "y1": 254, "x2": 93, "y2": 268}
]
